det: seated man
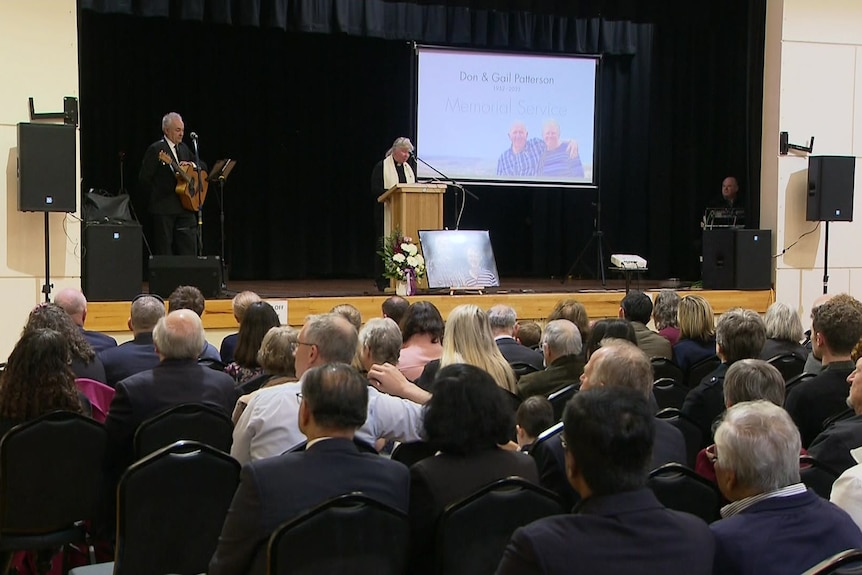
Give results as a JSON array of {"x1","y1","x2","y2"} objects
[
  {"x1": 619, "y1": 291, "x2": 672, "y2": 360},
  {"x1": 515, "y1": 396, "x2": 555, "y2": 453},
  {"x1": 167, "y1": 285, "x2": 221, "y2": 363},
  {"x1": 489, "y1": 304, "x2": 544, "y2": 374},
  {"x1": 710, "y1": 401, "x2": 862, "y2": 574},
  {"x1": 809, "y1": 355, "x2": 862, "y2": 474},
  {"x1": 54, "y1": 287, "x2": 117, "y2": 353},
  {"x1": 209, "y1": 364, "x2": 410, "y2": 575},
  {"x1": 497, "y1": 387, "x2": 714, "y2": 575},
  {"x1": 98, "y1": 294, "x2": 165, "y2": 388},
  {"x1": 517, "y1": 319, "x2": 584, "y2": 399}
]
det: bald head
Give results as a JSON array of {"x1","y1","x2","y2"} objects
[
  {"x1": 152, "y1": 309, "x2": 206, "y2": 360},
  {"x1": 722, "y1": 177, "x2": 739, "y2": 201},
  {"x1": 580, "y1": 340, "x2": 652, "y2": 399},
  {"x1": 54, "y1": 288, "x2": 87, "y2": 326},
  {"x1": 294, "y1": 313, "x2": 359, "y2": 378}
]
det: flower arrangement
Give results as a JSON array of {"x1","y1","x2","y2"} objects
[{"x1": 379, "y1": 229, "x2": 426, "y2": 281}]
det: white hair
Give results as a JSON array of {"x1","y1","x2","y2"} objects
[
  {"x1": 162, "y1": 112, "x2": 182, "y2": 131},
  {"x1": 386, "y1": 137, "x2": 414, "y2": 157},
  {"x1": 542, "y1": 319, "x2": 583, "y2": 357}
]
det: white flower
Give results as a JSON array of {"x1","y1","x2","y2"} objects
[
  {"x1": 400, "y1": 243, "x2": 410, "y2": 252},
  {"x1": 393, "y1": 253, "x2": 406, "y2": 263},
  {"x1": 405, "y1": 243, "x2": 418, "y2": 256},
  {"x1": 406, "y1": 256, "x2": 418, "y2": 267},
  {"x1": 415, "y1": 254, "x2": 425, "y2": 265}
]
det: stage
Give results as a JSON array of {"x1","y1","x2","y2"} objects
[{"x1": 85, "y1": 277, "x2": 775, "y2": 334}]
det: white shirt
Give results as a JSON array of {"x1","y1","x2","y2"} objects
[
  {"x1": 231, "y1": 379, "x2": 426, "y2": 465},
  {"x1": 831, "y1": 446, "x2": 862, "y2": 530}
]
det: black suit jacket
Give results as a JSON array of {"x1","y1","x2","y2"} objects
[
  {"x1": 785, "y1": 362, "x2": 855, "y2": 448},
  {"x1": 104, "y1": 358, "x2": 238, "y2": 473},
  {"x1": 138, "y1": 138, "x2": 199, "y2": 215},
  {"x1": 82, "y1": 328, "x2": 117, "y2": 354},
  {"x1": 496, "y1": 337, "x2": 545, "y2": 372},
  {"x1": 681, "y1": 362, "x2": 729, "y2": 447},
  {"x1": 98, "y1": 332, "x2": 160, "y2": 388},
  {"x1": 409, "y1": 448, "x2": 539, "y2": 575},
  {"x1": 496, "y1": 488, "x2": 715, "y2": 575},
  {"x1": 209, "y1": 437, "x2": 410, "y2": 575},
  {"x1": 808, "y1": 414, "x2": 862, "y2": 474}
]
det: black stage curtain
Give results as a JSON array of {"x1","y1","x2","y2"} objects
[{"x1": 78, "y1": 1, "x2": 765, "y2": 282}]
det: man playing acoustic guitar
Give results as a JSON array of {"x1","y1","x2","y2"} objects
[{"x1": 138, "y1": 112, "x2": 207, "y2": 255}]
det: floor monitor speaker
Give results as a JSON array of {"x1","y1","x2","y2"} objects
[{"x1": 148, "y1": 256, "x2": 222, "y2": 299}]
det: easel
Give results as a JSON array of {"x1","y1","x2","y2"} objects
[{"x1": 207, "y1": 159, "x2": 237, "y2": 293}]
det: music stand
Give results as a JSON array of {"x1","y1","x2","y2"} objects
[{"x1": 207, "y1": 159, "x2": 236, "y2": 293}]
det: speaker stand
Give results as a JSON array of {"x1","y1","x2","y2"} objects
[
  {"x1": 41, "y1": 212, "x2": 52, "y2": 302},
  {"x1": 822, "y1": 221, "x2": 830, "y2": 294}
]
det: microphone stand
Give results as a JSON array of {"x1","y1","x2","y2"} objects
[
  {"x1": 191, "y1": 135, "x2": 204, "y2": 256},
  {"x1": 412, "y1": 153, "x2": 478, "y2": 230}
]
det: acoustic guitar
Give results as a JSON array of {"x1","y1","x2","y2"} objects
[{"x1": 158, "y1": 149, "x2": 209, "y2": 212}]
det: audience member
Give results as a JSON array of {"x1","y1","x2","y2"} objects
[
  {"x1": 517, "y1": 319, "x2": 583, "y2": 399},
  {"x1": 167, "y1": 285, "x2": 221, "y2": 363},
  {"x1": 803, "y1": 293, "x2": 835, "y2": 375},
  {"x1": 415, "y1": 304, "x2": 517, "y2": 394},
  {"x1": 98, "y1": 294, "x2": 166, "y2": 388},
  {"x1": 653, "y1": 289, "x2": 681, "y2": 346},
  {"x1": 830, "y1": 358, "x2": 862, "y2": 530},
  {"x1": 232, "y1": 326, "x2": 300, "y2": 422},
  {"x1": 710, "y1": 401, "x2": 862, "y2": 574},
  {"x1": 209, "y1": 364, "x2": 410, "y2": 575},
  {"x1": 104, "y1": 310, "x2": 238, "y2": 477},
  {"x1": 24, "y1": 302, "x2": 107, "y2": 383},
  {"x1": 220, "y1": 291, "x2": 261, "y2": 364},
  {"x1": 54, "y1": 287, "x2": 117, "y2": 353},
  {"x1": 760, "y1": 301, "x2": 807, "y2": 361},
  {"x1": 397, "y1": 301, "x2": 444, "y2": 381},
  {"x1": 382, "y1": 295, "x2": 409, "y2": 325},
  {"x1": 225, "y1": 301, "x2": 281, "y2": 385},
  {"x1": 516, "y1": 321, "x2": 542, "y2": 349},
  {"x1": 0, "y1": 328, "x2": 88, "y2": 437},
  {"x1": 785, "y1": 294, "x2": 862, "y2": 448},
  {"x1": 695, "y1": 359, "x2": 786, "y2": 482},
  {"x1": 619, "y1": 291, "x2": 672, "y2": 360},
  {"x1": 583, "y1": 318, "x2": 636, "y2": 361},
  {"x1": 515, "y1": 396, "x2": 555, "y2": 453},
  {"x1": 681, "y1": 308, "x2": 765, "y2": 446},
  {"x1": 409, "y1": 364, "x2": 538, "y2": 575},
  {"x1": 358, "y1": 318, "x2": 402, "y2": 372},
  {"x1": 497, "y1": 387, "x2": 714, "y2": 575},
  {"x1": 330, "y1": 303, "x2": 362, "y2": 331},
  {"x1": 489, "y1": 304, "x2": 544, "y2": 373},
  {"x1": 547, "y1": 299, "x2": 590, "y2": 350},
  {"x1": 808, "y1": 356, "x2": 862, "y2": 474},
  {"x1": 672, "y1": 295, "x2": 717, "y2": 373},
  {"x1": 232, "y1": 313, "x2": 425, "y2": 463}
]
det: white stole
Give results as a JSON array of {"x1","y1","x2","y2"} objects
[{"x1": 382, "y1": 154, "x2": 416, "y2": 191}]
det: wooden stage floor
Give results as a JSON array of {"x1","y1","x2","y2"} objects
[{"x1": 87, "y1": 277, "x2": 775, "y2": 333}]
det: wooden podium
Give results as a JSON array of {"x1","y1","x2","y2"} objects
[{"x1": 377, "y1": 182, "x2": 447, "y2": 242}]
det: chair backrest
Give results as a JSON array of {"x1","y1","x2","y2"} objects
[
  {"x1": 133, "y1": 403, "x2": 233, "y2": 458},
  {"x1": 652, "y1": 377, "x2": 689, "y2": 410},
  {"x1": 800, "y1": 455, "x2": 840, "y2": 499},
  {"x1": 787, "y1": 372, "x2": 818, "y2": 394},
  {"x1": 647, "y1": 463, "x2": 720, "y2": 523},
  {"x1": 547, "y1": 384, "x2": 578, "y2": 421},
  {"x1": 509, "y1": 361, "x2": 539, "y2": 380},
  {"x1": 654, "y1": 409, "x2": 702, "y2": 468},
  {"x1": 115, "y1": 440, "x2": 240, "y2": 575},
  {"x1": 75, "y1": 377, "x2": 116, "y2": 423},
  {"x1": 802, "y1": 548, "x2": 862, "y2": 575},
  {"x1": 436, "y1": 477, "x2": 564, "y2": 575},
  {"x1": 686, "y1": 355, "x2": 721, "y2": 388},
  {"x1": 267, "y1": 493, "x2": 408, "y2": 575},
  {"x1": 767, "y1": 353, "x2": 807, "y2": 382},
  {"x1": 391, "y1": 441, "x2": 437, "y2": 467},
  {"x1": 651, "y1": 357, "x2": 684, "y2": 385},
  {"x1": 0, "y1": 411, "x2": 106, "y2": 534}
]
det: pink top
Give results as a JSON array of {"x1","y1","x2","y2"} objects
[{"x1": 398, "y1": 335, "x2": 443, "y2": 381}]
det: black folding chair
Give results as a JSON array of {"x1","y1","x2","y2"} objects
[
  {"x1": 436, "y1": 477, "x2": 564, "y2": 575},
  {"x1": 655, "y1": 408, "x2": 703, "y2": 468},
  {"x1": 648, "y1": 463, "x2": 721, "y2": 523},
  {"x1": 651, "y1": 357, "x2": 685, "y2": 387},
  {"x1": 267, "y1": 493, "x2": 408, "y2": 575},
  {"x1": 652, "y1": 377, "x2": 689, "y2": 410},
  {"x1": 528, "y1": 423, "x2": 579, "y2": 512},
  {"x1": 686, "y1": 355, "x2": 721, "y2": 388},
  {"x1": 509, "y1": 361, "x2": 540, "y2": 380},
  {"x1": 0, "y1": 412, "x2": 106, "y2": 574},
  {"x1": 133, "y1": 403, "x2": 233, "y2": 458},
  {"x1": 767, "y1": 353, "x2": 807, "y2": 382},
  {"x1": 800, "y1": 455, "x2": 841, "y2": 499},
  {"x1": 802, "y1": 548, "x2": 862, "y2": 575},
  {"x1": 547, "y1": 384, "x2": 578, "y2": 421},
  {"x1": 391, "y1": 441, "x2": 437, "y2": 467},
  {"x1": 786, "y1": 372, "x2": 817, "y2": 394}
]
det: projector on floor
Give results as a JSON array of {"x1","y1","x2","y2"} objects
[{"x1": 611, "y1": 254, "x2": 647, "y2": 269}]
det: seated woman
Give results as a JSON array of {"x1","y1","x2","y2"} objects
[
  {"x1": 583, "y1": 318, "x2": 637, "y2": 361},
  {"x1": 415, "y1": 304, "x2": 517, "y2": 394},
  {"x1": 398, "y1": 301, "x2": 444, "y2": 381},
  {"x1": 232, "y1": 326, "x2": 299, "y2": 423},
  {"x1": 672, "y1": 295, "x2": 717, "y2": 373},
  {"x1": 408, "y1": 364, "x2": 539, "y2": 575},
  {"x1": 220, "y1": 290, "x2": 261, "y2": 364},
  {"x1": 25, "y1": 302, "x2": 106, "y2": 383},
  {"x1": 0, "y1": 328, "x2": 89, "y2": 437},
  {"x1": 547, "y1": 298, "x2": 591, "y2": 353},
  {"x1": 225, "y1": 301, "x2": 281, "y2": 385},
  {"x1": 653, "y1": 289, "x2": 681, "y2": 346},
  {"x1": 760, "y1": 301, "x2": 807, "y2": 360}
]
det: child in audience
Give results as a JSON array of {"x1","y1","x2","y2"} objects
[
  {"x1": 515, "y1": 396, "x2": 555, "y2": 453},
  {"x1": 516, "y1": 321, "x2": 542, "y2": 350}
]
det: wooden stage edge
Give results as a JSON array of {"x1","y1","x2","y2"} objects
[{"x1": 86, "y1": 282, "x2": 776, "y2": 334}]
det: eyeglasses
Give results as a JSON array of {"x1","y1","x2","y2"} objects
[
  {"x1": 706, "y1": 445, "x2": 718, "y2": 465},
  {"x1": 297, "y1": 341, "x2": 316, "y2": 348},
  {"x1": 295, "y1": 392, "x2": 303, "y2": 401},
  {"x1": 560, "y1": 435, "x2": 567, "y2": 449}
]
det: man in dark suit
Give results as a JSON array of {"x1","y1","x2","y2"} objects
[
  {"x1": 497, "y1": 387, "x2": 715, "y2": 575},
  {"x1": 54, "y1": 287, "x2": 117, "y2": 353},
  {"x1": 104, "y1": 309, "x2": 238, "y2": 474},
  {"x1": 710, "y1": 401, "x2": 862, "y2": 574},
  {"x1": 489, "y1": 305, "x2": 545, "y2": 375},
  {"x1": 517, "y1": 319, "x2": 584, "y2": 399},
  {"x1": 619, "y1": 291, "x2": 672, "y2": 360},
  {"x1": 98, "y1": 294, "x2": 165, "y2": 387},
  {"x1": 138, "y1": 112, "x2": 205, "y2": 255},
  {"x1": 209, "y1": 363, "x2": 410, "y2": 575},
  {"x1": 808, "y1": 357, "x2": 862, "y2": 474}
]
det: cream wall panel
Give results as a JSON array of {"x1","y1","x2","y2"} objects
[
  {"x1": 775, "y1": 268, "x2": 802, "y2": 310},
  {"x1": 783, "y1": 0, "x2": 862, "y2": 45}
]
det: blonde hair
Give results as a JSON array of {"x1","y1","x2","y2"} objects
[
  {"x1": 678, "y1": 295, "x2": 715, "y2": 342},
  {"x1": 232, "y1": 291, "x2": 261, "y2": 323},
  {"x1": 440, "y1": 304, "x2": 517, "y2": 393}
]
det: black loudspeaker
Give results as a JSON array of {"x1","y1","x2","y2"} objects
[
  {"x1": 703, "y1": 229, "x2": 772, "y2": 290},
  {"x1": 17, "y1": 123, "x2": 77, "y2": 212},
  {"x1": 149, "y1": 256, "x2": 222, "y2": 299},
  {"x1": 807, "y1": 155, "x2": 855, "y2": 222},
  {"x1": 83, "y1": 224, "x2": 143, "y2": 301}
]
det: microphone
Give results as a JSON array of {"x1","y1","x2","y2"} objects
[{"x1": 190, "y1": 132, "x2": 199, "y2": 141}]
